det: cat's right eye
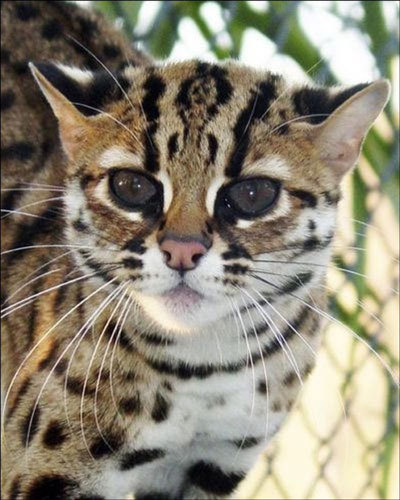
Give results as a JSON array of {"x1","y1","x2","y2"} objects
[{"x1": 109, "y1": 169, "x2": 163, "y2": 212}]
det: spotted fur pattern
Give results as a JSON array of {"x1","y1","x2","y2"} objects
[{"x1": 1, "y1": 2, "x2": 389, "y2": 499}]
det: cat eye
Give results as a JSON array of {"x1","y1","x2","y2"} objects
[
  {"x1": 109, "y1": 169, "x2": 162, "y2": 212},
  {"x1": 219, "y1": 177, "x2": 280, "y2": 219}
]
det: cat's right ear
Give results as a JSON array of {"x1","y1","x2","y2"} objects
[{"x1": 29, "y1": 62, "x2": 91, "y2": 158}]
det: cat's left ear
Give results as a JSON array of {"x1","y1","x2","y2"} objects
[{"x1": 310, "y1": 80, "x2": 391, "y2": 179}]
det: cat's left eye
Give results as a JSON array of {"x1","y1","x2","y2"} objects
[
  {"x1": 109, "y1": 169, "x2": 162, "y2": 212},
  {"x1": 220, "y1": 177, "x2": 280, "y2": 218}
]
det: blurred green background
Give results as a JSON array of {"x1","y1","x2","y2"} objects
[{"x1": 84, "y1": 1, "x2": 399, "y2": 498}]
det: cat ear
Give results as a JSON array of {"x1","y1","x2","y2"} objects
[
  {"x1": 29, "y1": 62, "x2": 93, "y2": 157},
  {"x1": 29, "y1": 62, "x2": 131, "y2": 157},
  {"x1": 310, "y1": 80, "x2": 391, "y2": 179}
]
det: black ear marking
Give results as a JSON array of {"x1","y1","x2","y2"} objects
[
  {"x1": 33, "y1": 62, "x2": 131, "y2": 116},
  {"x1": 293, "y1": 83, "x2": 370, "y2": 124}
]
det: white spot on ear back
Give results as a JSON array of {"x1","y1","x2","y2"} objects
[
  {"x1": 157, "y1": 170, "x2": 173, "y2": 212},
  {"x1": 206, "y1": 176, "x2": 226, "y2": 216},
  {"x1": 56, "y1": 64, "x2": 94, "y2": 85},
  {"x1": 98, "y1": 146, "x2": 142, "y2": 169}
]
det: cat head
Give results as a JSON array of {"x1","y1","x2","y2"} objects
[{"x1": 30, "y1": 61, "x2": 390, "y2": 333}]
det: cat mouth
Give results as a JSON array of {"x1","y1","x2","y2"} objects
[{"x1": 161, "y1": 282, "x2": 204, "y2": 308}]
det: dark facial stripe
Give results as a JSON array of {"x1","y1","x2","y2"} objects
[
  {"x1": 288, "y1": 189, "x2": 317, "y2": 208},
  {"x1": 276, "y1": 271, "x2": 313, "y2": 295},
  {"x1": 1, "y1": 89, "x2": 16, "y2": 110},
  {"x1": 9, "y1": 476, "x2": 21, "y2": 500},
  {"x1": 119, "y1": 448, "x2": 165, "y2": 471},
  {"x1": 142, "y1": 74, "x2": 166, "y2": 172},
  {"x1": 187, "y1": 461, "x2": 244, "y2": 495},
  {"x1": 140, "y1": 332, "x2": 175, "y2": 346},
  {"x1": 119, "y1": 392, "x2": 142, "y2": 415},
  {"x1": 103, "y1": 321, "x2": 135, "y2": 352},
  {"x1": 167, "y1": 132, "x2": 179, "y2": 160},
  {"x1": 226, "y1": 78, "x2": 278, "y2": 177},
  {"x1": 207, "y1": 133, "x2": 218, "y2": 165},
  {"x1": 65, "y1": 376, "x2": 95, "y2": 396}
]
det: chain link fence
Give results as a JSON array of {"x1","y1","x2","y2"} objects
[{"x1": 87, "y1": 1, "x2": 400, "y2": 497}]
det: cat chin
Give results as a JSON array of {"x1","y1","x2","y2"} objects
[{"x1": 134, "y1": 290, "x2": 230, "y2": 334}]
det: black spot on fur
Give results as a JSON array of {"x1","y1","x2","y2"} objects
[
  {"x1": 123, "y1": 238, "x2": 146, "y2": 254},
  {"x1": 207, "y1": 133, "x2": 218, "y2": 164},
  {"x1": 41, "y1": 19, "x2": 63, "y2": 40},
  {"x1": 288, "y1": 189, "x2": 317, "y2": 208},
  {"x1": 103, "y1": 43, "x2": 121, "y2": 59},
  {"x1": 119, "y1": 448, "x2": 165, "y2": 471},
  {"x1": 187, "y1": 461, "x2": 244, "y2": 495},
  {"x1": 303, "y1": 237, "x2": 320, "y2": 251},
  {"x1": 151, "y1": 392, "x2": 170, "y2": 422},
  {"x1": 21, "y1": 406, "x2": 40, "y2": 446},
  {"x1": 222, "y1": 244, "x2": 251, "y2": 261},
  {"x1": 226, "y1": 78, "x2": 278, "y2": 177},
  {"x1": 66, "y1": 376, "x2": 95, "y2": 396},
  {"x1": 323, "y1": 190, "x2": 341, "y2": 205},
  {"x1": 122, "y1": 257, "x2": 143, "y2": 269},
  {"x1": 283, "y1": 371, "x2": 297, "y2": 386},
  {"x1": 1, "y1": 48, "x2": 10, "y2": 64},
  {"x1": 1, "y1": 89, "x2": 16, "y2": 110},
  {"x1": 258, "y1": 380, "x2": 267, "y2": 394},
  {"x1": 72, "y1": 218, "x2": 88, "y2": 233},
  {"x1": 77, "y1": 496, "x2": 105, "y2": 500},
  {"x1": 12, "y1": 60, "x2": 29, "y2": 74},
  {"x1": 232, "y1": 436, "x2": 261, "y2": 448},
  {"x1": 308, "y1": 219, "x2": 316, "y2": 231},
  {"x1": 90, "y1": 435, "x2": 121, "y2": 459},
  {"x1": 43, "y1": 420, "x2": 67, "y2": 448},
  {"x1": 1, "y1": 141, "x2": 35, "y2": 161},
  {"x1": 224, "y1": 263, "x2": 248, "y2": 275},
  {"x1": 26, "y1": 475, "x2": 77, "y2": 500},
  {"x1": 167, "y1": 132, "x2": 179, "y2": 160},
  {"x1": 293, "y1": 83, "x2": 370, "y2": 124},
  {"x1": 119, "y1": 393, "x2": 142, "y2": 415},
  {"x1": 77, "y1": 16, "x2": 98, "y2": 36},
  {"x1": 15, "y1": 2, "x2": 38, "y2": 21}
]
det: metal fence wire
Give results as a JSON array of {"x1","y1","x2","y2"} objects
[{"x1": 89, "y1": 1, "x2": 400, "y2": 498}]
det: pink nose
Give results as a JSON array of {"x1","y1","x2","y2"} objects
[{"x1": 160, "y1": 238, "x2": 207, "y2": 272}]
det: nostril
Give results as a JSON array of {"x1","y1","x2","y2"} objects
[
  {"x1": 191, "y1": 252, "x2": 203, "y2": 265},
  {"x1": 162, "y1": 250, "x2": 172, "y2": 263}
]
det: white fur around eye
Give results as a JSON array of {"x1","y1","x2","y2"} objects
[
  {"x1": 98, "y1": 146, "x2": 142, "y2": 169},
  {"x1": 157, "y1": 170, "x2": 173, "y2": 213},
  {"x1": 206, "y1": 176, "x2": 226, "y2": 216},
  {"x1": 244, "y1": 154, "x2": 291, "y2": 180}
]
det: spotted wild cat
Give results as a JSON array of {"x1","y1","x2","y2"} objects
[{"x1": 1, "y1": 1, "x2": 390, "y2": 499}]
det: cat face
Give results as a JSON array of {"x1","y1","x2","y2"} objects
[{"x1": 31, "y1": 61, "x2": 389, "y2": 332}]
